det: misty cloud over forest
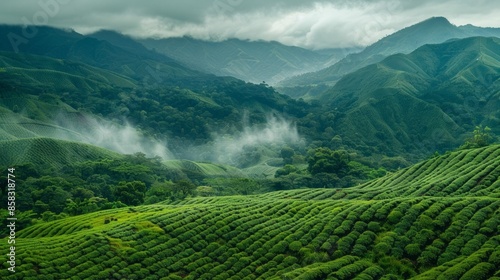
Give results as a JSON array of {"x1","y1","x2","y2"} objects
[
  {"x1": 51, "y1": 112, "x2": 301, "y2": 164},
  {"x1": 181, "y1": 115, "x2": 302, "y2": 166}
]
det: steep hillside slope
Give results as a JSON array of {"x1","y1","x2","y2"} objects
[
  {"x1": 323, "y1": 36, "x2": 500, "y2": 159},
  {"x1": 280, "y1": 17, "x2": 500, "y2": 89},
  {"x1": 1, "y1": 145, "x2": 499, "y2": 279}
]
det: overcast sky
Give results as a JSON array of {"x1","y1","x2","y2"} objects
[{"x1": 1, "y1": 0, "x2": 499, "y2": 49}]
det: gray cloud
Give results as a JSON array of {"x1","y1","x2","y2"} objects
[{"x1": 0, "y1": 0, "x2": 499, "y2": 49}]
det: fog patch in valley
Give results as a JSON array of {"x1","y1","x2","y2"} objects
[
  {"x1": 186, "y1": 115, "x2": 303, "y2": 167},
  {"x1": 54, "y1": 114, "x2": 172, "y2": 159},
  {"x1": 16, "y1": 107, "x2": 301, "y2": 165}
]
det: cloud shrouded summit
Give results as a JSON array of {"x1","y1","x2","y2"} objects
[{"x1": 1, "y1": 0, "x2": 499, "y2": 49}]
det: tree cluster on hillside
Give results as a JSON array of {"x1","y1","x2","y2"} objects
[
  {"x1": 460, "y1": 125, "x2": 496, "y2": 149},
  {"x1": 270, "y1": 147, "x2": 387, "y2": 190},
  {"x1": 0, "y1": 153, "x2": 202, "y2": 236}
]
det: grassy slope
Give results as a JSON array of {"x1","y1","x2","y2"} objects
[
  {"x1": 0, "y1": 92, "x2": 251, "y2": 181},
  {"x1": 1, "y1": 145, "x2": 499, "y2": 279},
  {"x1": 0, "y1": 137, "x2": 251, "y2": 183},
  {"x1": 0, "y1": 104, "x2": 93, "y2": 144}
]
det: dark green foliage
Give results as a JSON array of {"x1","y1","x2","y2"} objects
[
  {"x1": 281, "y1": 147, "x2": 295, "y2": 165},
  {"x1": 203, "y1": 178, "x2": 261, "y2": 196},
  {"x1": 275, "y1": 164, "x2": 298, "y2": 178},
  {"x1": 461, "y1": 125, "x2": 496, "y2": 149},
  {"x1": 289, "y1": 241, "x2": 302, "y2": 252},
  {"x1": 113, "y1": 181, "x2": 146, "y2": 206},
  {"x1": 307, "y1": 148, "x2": 350, "y2": 176},
  {"x1": 170, "y1": 180, "x2": 197, "y2": 200}
]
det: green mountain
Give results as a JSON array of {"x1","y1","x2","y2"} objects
[
  {"x1": 1, "y1": 144, "x2": 499, "y2": 279},
  {"x1": 0, "y1": 51, "x2": 136, "y2": 92},
  {"x1": 322, "y1": 36, "x2": 500, "y2": 159},
  {"x1": 138, "y1": 36, "x2": 357, "y2": 85},
  {"x1": 279, "y1": 17, "x2": 500, "y2": 93},
  {"x1": 1, "y1": 25, "x2": 497, "y2": 164},
  {"x1": 0, "y1": 25, "x2": 213, "y2": 87},
  {"x1": 0, "y1": 26, "x2": 313, "y2": 152},
  {"x1": 0, "y1": 137, "x2": 246, "y2": 181}
]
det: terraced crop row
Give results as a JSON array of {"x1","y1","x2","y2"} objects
[
  {"x1": 359, "y1": 145, "x2": 500, "y2": 198},
  {"x1": 1, "y1": 145, "x2": 498, "y2": 279},
  {"x1": 261, "y1": 145, "x2": 500, "y2": 201},
  {"x1": 0, "y1": 137, "x2": 121, "y2": 167},
  {"x1": 1, "y1": 192, "x2": 499, "y2": 279}
]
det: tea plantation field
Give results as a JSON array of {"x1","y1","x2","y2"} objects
[
  {"x1": 1, "y1": 145, "x2": 499, "y2": 279},
  {"x1": 0, "y1": 137, "x2": 122, "y2": 168}
]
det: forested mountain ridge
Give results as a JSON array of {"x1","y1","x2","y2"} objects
[
  {"x1": 0, "y1": 49, "x2": 311, "y2": 148},
  {"x1": 0, "y1": 25, "x2": 214, "y2": 87},
  {"x1": 0, "y1": 51, "x2": 136, "y2": 92},
  {"x1": 319, "y1": 36, "x2": 500, "y2": 160},
  {"x1": 279, "y1": 17, "x2": 500, "y2": 95},
  {"x1": 0, "y1": 26, "x2": 498, "y2": 172}
]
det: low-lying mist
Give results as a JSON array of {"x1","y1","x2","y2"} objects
[
  {"x1": 185, "y1": 115, "x2": 303, "y2": 167},
  {"x1": 54, "y1": 115, "x2": 172, "y2": 159},
  {"x1": 51, "y1": 112, "x2": 302, "y2": 166},
  {"x1": 87, "y1": 121, "x2": 172, "y2": 159}
]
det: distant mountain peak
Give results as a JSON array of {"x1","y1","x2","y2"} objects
[
  {"x1": 395, "y1": 16, "x2": 456, "y2": 35},
  {"x1": 421, "y1": 16, "x2": 452, "y2": 25},
  {"x1": 279, "y1": 16, "x2": 473, "y2": 88}
]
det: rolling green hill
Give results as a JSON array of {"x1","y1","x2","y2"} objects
[
  {"x1": 1, "y1": 145, "x2": 499, "y2": 279},
  {"x1": 0, "y1": 137, "x2": 248, "y2": 182},
  {"x1": 0, "y1": 137, "x2": 122, "y2": 168},
  {"x1": 321, "y1": 36, "x2": 500, "y2": 160},
  {"x1": 0, "y1": 92, "x2": 106, "y2": 145},
  {"x1": 279, "y1": 17, "x2": 500, "y2": 98}
]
